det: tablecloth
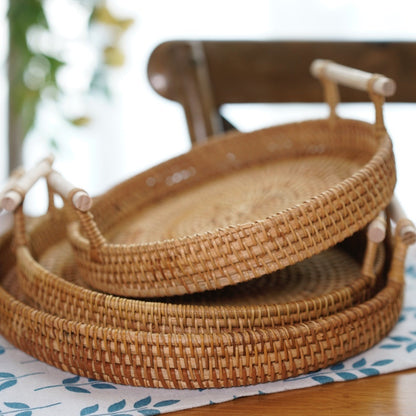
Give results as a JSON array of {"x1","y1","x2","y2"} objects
[{"x1": 1, "y1": 247, "x2": 416, "y2": 416}]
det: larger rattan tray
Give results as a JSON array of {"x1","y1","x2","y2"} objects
[{"x1": 0, "y1": 202, "x2": 412, "y2": 389}]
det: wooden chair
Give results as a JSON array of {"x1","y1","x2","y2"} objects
[{"x1": 147, "y1": 40, "x2": 416, "y2": 144}]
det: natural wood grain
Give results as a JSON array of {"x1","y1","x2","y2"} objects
[{"x1": 172, "y1": 368, "x2": 416, "y2": 416}]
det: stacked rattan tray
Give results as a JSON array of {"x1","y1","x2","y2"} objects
[{"x1": 0, "y1": 60, "x2": 414, "y2": 389}]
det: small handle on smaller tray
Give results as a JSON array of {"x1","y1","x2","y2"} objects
[
  {"x1": 0, "y1": 156, "x2": 54, "y2": 212},
  {"x1": 386, "y1": 196, "x2": 416, "y2": 284},
  {"x1": 388, "y1": 195, "x2": 416, "y2": 246},
  {"x1": 310, "y1": 59, "x2": 395, "y2": 133}
]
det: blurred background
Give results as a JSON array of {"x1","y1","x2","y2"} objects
[{"x1": 1, "y1": 0, "x2": 416, "y2": 218}]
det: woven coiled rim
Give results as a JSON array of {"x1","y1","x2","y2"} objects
[{"x1": 68, "y1": 119, "x2": 396, "y2": 297}]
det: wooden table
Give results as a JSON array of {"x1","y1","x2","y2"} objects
[{"x1": 173, "y1": 369, "x2": 416, "y2": 416}]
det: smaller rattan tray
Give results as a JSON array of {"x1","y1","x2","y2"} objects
[{"x1": 37, "y1": 61, "x2": 397, "y2": 298}]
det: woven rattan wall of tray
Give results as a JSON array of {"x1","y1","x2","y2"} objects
[{"x1": 0, "y1": 214, "x2": 411, "y2": 389}]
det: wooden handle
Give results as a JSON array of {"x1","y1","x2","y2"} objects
[
  {"x1": 388, "y1": 195, "x2": 416, "y2": 245},
  {"x1": 0, "y1": 167, "x2": 25, "y2": 213},
  {"x1": 47, "y1": 170, "x2": 92, "y2": 212},
  {"x1": 310, "y1": 59, "x2": 396, "y2": 97},
  {"x1": 1, "y1": 156, "x2": 54, "y2": 212},
  {"x1": 367, "y1": 211, "x2": 387, "y2": 243}
]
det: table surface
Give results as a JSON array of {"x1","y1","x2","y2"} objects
[{"x1": 174, "y1": 368, "x2": 416, "y2": 416}]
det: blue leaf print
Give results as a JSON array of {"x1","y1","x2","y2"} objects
[
  {"x1": 330, "y1": 363, "x2": 344, "y2": 371},
  {"x1": 390, "y1": 336, "x2": 412, "y2": 342},
  {"x1": 0, "y1": 380, "x2": 17, "y2": 391},
  {"x1": 359, "y1": 368, "x2": 380, "y2": 376},
  {"x1": 407, "y1": 343, "x2": 416, "y2": 353},
  {"x1": 134, "y1": 397, "x2": 152, "y2": 408},
  {"x1": 5, "y1": 402, "x2": 30, "y2": 409},
  {"x1": 138, "y1": 410, "x2": 160, "y2": 416},
  {"x1": 65, "y1": 386, "x2": 90, "y2": 394},
  {"x1": 154, "y1": 400, "x2": 180, "y2": 407},
  {"x1": 398, "y1": 315, "x2": 406, "y2": 323},
  {"x1": 352, "y1": 358, "x2": 366, "y2": 368},
  {"x1": 80, "y1": 404, "x2": 99, "y2": 416},
  {"x1": 0, "y1": 346, "x2": 5, "y2": 355},
  {"x1": 108, "y1": 400, "x2": 126, "y2": 413},
  {"x1": 63, "y1": 376, "x2": 81, "y2": 384},
  {"x1": 372, "y1": 360, "x2": 393, "y2": 366},
  {"x1": 380, "y1": 344, "x2": 401, "y2": 349},
  {"x1": 0, "y1": 372, "x2": 14, "y2": 378},
  {"x1": 15, "y1": 412, "x2": 32, "y2": 416},
  {"x1": 312, "y1": 375, "x2": 334, "y2": 384},
  {"x1": 91, "y1": 383, "x2": 116, "y2": 390},
  {"x1": 337, "y1": 372, "x2": 357, "y2": 381}
]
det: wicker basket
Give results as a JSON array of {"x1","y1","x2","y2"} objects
[
  {"x1": 36, "y1": 60, "x2": 394, "y2": 298},
  {"x1": 0, "y1": 210, "x2": 412, "y2": 389}
]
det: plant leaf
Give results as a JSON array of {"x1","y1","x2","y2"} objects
[
  {"x1": 63, "y1": 375, "x2": 80, "y2": 384},
  {"x1": 134, "y1": 396, "x2": 152, "y2": 408},
  {"x1": 372, "y1": 360, "x2": 393, "y2": 366},
  {"x1": 330, "y1": 363, "x2": 344, "y2": 371},
  {"x1": 91, "y1": 383, "x2": 117, "y2": 390},
  {"x1": 138, "y1": 410, "x2": 160, "y2": 416},
  {"x1": 311, "y1": 375, "x2": 333, "y2": 384},
  {"x1": 80, "y1": 404, "x2": 99, "y2": 416},
  {"x1": 390, "y1": 336, "x2": 412, "y2": 342},
  {"x1": 337, "y1": 372, "x2": 357, "y2": 381},
  {"x1": 352, "y1": 358, "x2": 366, "y2": 368},
  {"x1": 0, "y1": 372, "x2": 14, "y2": 378},
  {"x1": 406, "y1": 343, "x2": 416, "y2": 353},
  {"x1": 108, "y1": 400, "x2": 126, "y2": 413},
  {"x1": 154, "y1": 400, "x2": 180, "y2": 407},
  {"x1": 65, "y1": 386, "x2": 90, "y2": 394},
  {"x1": 359, "y1": 368, "x2": 379, "y2": 376},
  {"x1": 5, "y1": 402, "x2": 30, "y2": 409},
  {"x1": 0, "y1": 380, "x2": 17, "y2": 391}
]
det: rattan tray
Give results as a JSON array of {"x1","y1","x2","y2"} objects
[
  {"x1": 0, "y1": 209, "x2": 412, "y2": 388},
  {"x1": 56, "y1": 61, "x2": 396, "y2": 298}
]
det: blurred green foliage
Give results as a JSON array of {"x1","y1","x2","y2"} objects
[{"x1": 8, "y1": 0, "x2": 133, "y2": 148}]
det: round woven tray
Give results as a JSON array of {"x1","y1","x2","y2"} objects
[
  {"x1": 67, "y1": 118, "x2": 395, "y2": 298},
  {"x1": 16, "y1": 207, "x2": 383, "y2": 334},
  {"x1": 0, "y1": 218, "x2": 408, "y2": 389}
]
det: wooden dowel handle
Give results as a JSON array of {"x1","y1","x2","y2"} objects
[
  {"x1": 47, "y1": 170, "x2": 92, "y2": 212},
  {"x1": 367, "y1": 211, "x2": 387, "y2": 243},
  {"x1": 388, "y1": 195, "x2": 416, "y2": 245},
  {"x1": 1, "y1": 156, "x2": 54, "y2": 211},
  {"x1": 0, "y1": 167, "x2": 25, "y2": 213},
  {"x1": 310, "y1": 59, "x2": 396, "y2": 97}
]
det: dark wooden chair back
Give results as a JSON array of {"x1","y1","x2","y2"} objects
[{"x1": 147, "y1": 40, "x2": 416, "y2": 144}]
